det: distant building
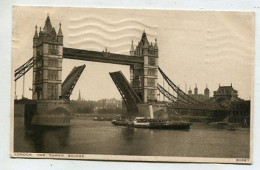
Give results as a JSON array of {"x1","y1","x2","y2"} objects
[
  {"x1": 187, "y1": 84, "x2": 210, "y2": 102},
  {"x1": 213, "y1": 84, "x2": 239, "y2": 102},
  {"x1": 98, "y1": 98, "x2": 122, "y2": 109}
]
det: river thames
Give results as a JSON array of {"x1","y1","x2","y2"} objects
[{"x1": 14, "y1": 116, "x2": 250, "y2": 158}]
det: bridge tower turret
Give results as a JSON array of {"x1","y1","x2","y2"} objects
[
  {"x1": 32, "y1": 25, "x2": 39, "y2": 99},
  {"x1": 194, "y1": 84, "x2": 198, "y2": 100},
  {"x1": 57, "y1": 23, "x2": 63, "y2": 44},
  {"x1": 188, "y1": 86, "x2": 192, "y2": 95},
  {"x1": 32, "y1": 14, "x2": 63, "y2": 100},
  {"x1": 194, "y1": 84, "x2": 198, "y2": 95},
  {"x1": 131, "y1": 31, "x2": 158, "y2": 103},
  {"x1": 129, "y1": 41, "x2": 135, "y2": 86},
  {"x1": 154, "y1": 38, "x2": 158, "y2": 57},
  {"x1": 130, "y1": 40, "x2": 135, "y2": 56}
]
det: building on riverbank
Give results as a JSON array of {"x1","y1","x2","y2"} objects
[{"x1": 186, "y1": 84, "x2": 210, "y2": 102}]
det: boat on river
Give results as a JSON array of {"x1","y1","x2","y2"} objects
[
  {"x1": 93, "y1": 116, "x2": 113, "y2": 121},
  {"x1": 111, "y1": 119, "x2": 129, "y2": 126},
  {"x1": 111, "y1": 117, "x2": 191, "y2": 130},
  {"x1": 133, "y1": 117, "x2": 191, "y2": 129}
]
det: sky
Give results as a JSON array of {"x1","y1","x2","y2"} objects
[{"x1": 12, "y1": 6, "x2": 254, "y2": 101}]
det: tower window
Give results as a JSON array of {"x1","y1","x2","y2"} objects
[
  {"x1": 48, "y1": 59, "x2": 59, "y2": 67},
  {"x1": 147, "y1": 89, "x2": 155, "y2": 100},
  {"x1": 147, "y1": 68, "x2": 157, "y2": 76},
  {"x1": 47, "y1": 83, "x2": 58, "y2": 99},
  {"x1": 148, "y1": 57, "x2": 156, "y2": 65},
  {"x1": 147, "y1": 78, "x2": 155, "y2": 86},
  {"x1": 35, "y1": 70, "x2": 42, "y2": 81},
  {"x1": 48, "y1": 44, "x2": 58, "y2": 55},
  {"x1": 47, "y1": 70, "x2": 59, "y2": 80}
]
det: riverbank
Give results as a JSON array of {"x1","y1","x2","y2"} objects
[{"x1": 69, "y1": 112, "x2": 118, "y2": 118}]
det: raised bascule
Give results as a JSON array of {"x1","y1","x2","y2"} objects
[{"x1": 14, "y1": 15, "x2": 250, "y2": 126}]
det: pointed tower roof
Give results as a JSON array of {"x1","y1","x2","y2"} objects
[
  {"x1": 33, "y1": 25, "x2": 38, "y2": 39},
  {"x1": 58, "y1": 23, "x2": 63, "y2": 36},
  {"x1": 141, "y1": 30, "x2": 149, "y2": 47},
  {"x1": 149, "y1": 42, "x2": 154, "y2": 50},
  {"x1": 154, "y1": 38, "x2": 158, "y2": 50},
  {"x1": 77, "y1": 90, "x2": 81, "y2": 101},
  {"x1": 194, "y1": 83, "x2": 198, "y2": 90},
  {"x1": 130, "y1": 40, "x2": 134, "y2": 51},
  {"x1": 43, "y1": 14, "x2": 53, "y2": 34},
  {"x1": 205, "y1": 84, "x2": 209, "y2": 91}
]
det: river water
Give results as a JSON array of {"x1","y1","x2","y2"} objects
[{"x1": 14, "y1": 116, "x2": 250, "y2": 158}]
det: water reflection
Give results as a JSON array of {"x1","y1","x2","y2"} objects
[
  {"x1": 23, "y1": 126, "x2": 70, "y2": 153},
  {"x1": 120, "y1": 127, "x2": 135, "y2": 141}
]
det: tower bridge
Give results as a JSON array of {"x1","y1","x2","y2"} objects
[{"x1": 14, "y1": 15, "x2": 248, "y2": 126}]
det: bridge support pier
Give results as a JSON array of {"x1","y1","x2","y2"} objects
[{"x1": 30, "y1": 100, "x2": 70, "y2": 126}]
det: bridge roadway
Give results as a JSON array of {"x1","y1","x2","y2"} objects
[{"x1": 63, "y1": 47, "x2": 144, "y2": 65}]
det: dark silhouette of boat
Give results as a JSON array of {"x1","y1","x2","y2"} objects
[
  {"x1": 93, "y1": 116, "x2": 113, "y2": 121},
  {"x1": 111, "y1": 117, "x2": 191, "y2": 130}
]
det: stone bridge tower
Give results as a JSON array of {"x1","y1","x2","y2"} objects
[
  {"x1": 32, "y1": 15, "x2": 63, "y2": 100},
  {"x1": 130, "y1": 31, "x2": 158, "y2": 103}
]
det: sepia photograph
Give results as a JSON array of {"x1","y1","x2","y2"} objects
[{"x1": 11, "y1": 6, "x2": 254, "y2": 163}]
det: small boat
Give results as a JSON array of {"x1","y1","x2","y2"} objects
[
  {"x1": 111, "y1": 120, "x2": 129, "y2": 126},
  {"x1": 111, "y1": 117, "x2": 130, "y2": 126},
  {"x1": 93, "y1": 116, "x2": 112, "y2": 121}
]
